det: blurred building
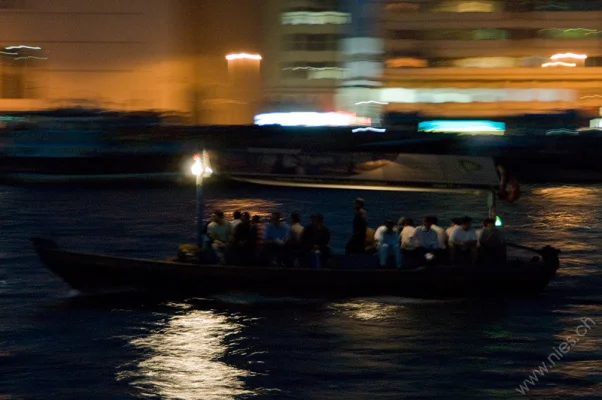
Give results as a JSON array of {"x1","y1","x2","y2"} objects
[
  {"x1": 262, "y1": 0, "x2": 602, "y2": 122},
  {"x1": 0, "y1": 0, "x2": 183, "y2": 112},
  {"x1": 0, "y1": 0, "x2": 263, "y2": 124},
  {"x1": 378, "y1": 0, "x2": 602, "y2": 118},
  {"x1": 261, "y1": 0, "x2": 350, "y2": 113}
]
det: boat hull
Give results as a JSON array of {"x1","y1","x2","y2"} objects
[{"x1": 32, "y1": 238, "x2": 559, "y2": 299}]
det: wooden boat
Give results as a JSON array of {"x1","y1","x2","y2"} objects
[
  {"x1": 32, "y1": 238, "x2": 559, "y2": 299},
  {"x1": 31, "y1": 151, "x2": 562, "y2": 299}
]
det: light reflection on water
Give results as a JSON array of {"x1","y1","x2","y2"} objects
[{"x1": 118, "y1": 309, "x2": 255, "y2": 400}]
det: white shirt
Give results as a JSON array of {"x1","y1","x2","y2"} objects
[
  {"x1": 375, "y1": 226, "x2": 399, "y2": 246},
  {"x1": 446, "y1": 225, "x2": 458, "y2": 239},
  {"x1": 431, "y1": 224, "x2": 447, "y2": 249},
  {"x1": 231, "y1": 219, "x2": 242, "y2": 230},
  {"x1": 414, "y1": 226, "x2": 439, "y2": 250},
  {"x1": 449, "y1": 227, "x2": 478, "y2": 244},
  {"x1": 207, "y1": 221, "x2": 232, "y2": 243},
  {"x1": 400, "y1": 226, "x2": 418, "y2": 250},
  {"x1": 289, "y1": 222, "x2": 304, "y2": 244}
]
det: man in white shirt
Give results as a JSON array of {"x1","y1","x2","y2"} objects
[
  {"x1": 448, "y1": 216, "x2": 478, "y2": 265},
  {"x1": 288, "y1": 211, "x2": 304, "y2": 246},
  {"x1": 445, "y1": 218, "x2": 462, "y2": 242},
  {"x1": 231, "y1": 210, "x2": 242, "y2": 230},
  {"x1": 429, "y1": 216, "x2": 447, "y2": 250},
  {"x1": 398, "y1": 217, "x2": 418, "y2": 250},
  {"x1": 375, "y1": 220, "x2": 402, "y2": 268},
  {"x1": 207, "y1": 210, "x2": 232, "y2": 264}
]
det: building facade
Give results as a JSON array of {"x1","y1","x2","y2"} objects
[
  {"x1": 0, "y1": 0, "x2": 263, "y2": 124},
  {"x1": 377, "y1": 0, "x2": 602, "y2": 118},
  {"x1": 261, "y1": 0, "x2": 350, "y2": 113},
  {"x1": 0, "y1": 0, "x2": 185, "y2": 112}
]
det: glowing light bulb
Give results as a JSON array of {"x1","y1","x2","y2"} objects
[
  {"x1": 191, "y1": 155, "x2": 203, "y2": 176},
  {"x1": 495, "y1": 216, "x2": 503, "y2": 227}
]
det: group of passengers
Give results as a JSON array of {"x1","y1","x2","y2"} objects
[
  {"x1": 203, "y1": 210, "x2": 331, "y2": 267},
  {"x1": 346, "y1": 198, "x2": 506, "y2": 268},
  {"x1": 202, "y1": 197, "x2": 505, "y2": 268}
]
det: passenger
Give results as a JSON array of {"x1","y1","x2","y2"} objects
[
  {"x1": 206, "y1": 210, "x2": 232, "y2": 264},
  {"x1": 263, "y1": 212, "x2": 290, "y2": 266},
  {"x1": 375, "y1": 220, "x2": 402, "y2": 269},
  {"x1": 478, "y1": 218, "x2": 506, "y2": 265},
  {"x1": 286, "y1": 211, "x2": 304, "y2": 267},
  {"x1": 448, "y1": 216, "x2": 478, "y2": 265},
  {"x1": 300, "y1": 213, "x2": 331, "y2": 267},
  {"x1": 345, "y1": 198, "x2": 368, "y2": 254},
  {"x1": 446, "y1": 218, "x2": 463, "y2": 240},
  {"x1": 414, "y1": 216, "x2": 441, "y2": 264},
  {"x1": 231, "y1": 210, "x2": 242, "y2": 230},
  {"x1": 399, "y1": 217, "x2": 418, "y2": 250},
  {"x1": 250, "y1": 215, "x2": 265, "y2": 263},
  {"x1": 230, "y1": 212, "x2": 253, "y2": 265},
  {"x1": 289, "y1": 211, "x2": 304, "y2": 247},
  {"x1": 429, "y1": 216, "x2": 448, "y2": 250}
]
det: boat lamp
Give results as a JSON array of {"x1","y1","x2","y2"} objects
[
  {"x1": 191, "y1": 153, "x2": 213, "y2": 177},
  {"x1": 495, "y1": 216, "x2": 503, "y2": 227}
]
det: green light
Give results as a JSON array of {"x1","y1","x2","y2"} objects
[{"x1": 495, "y1": 216, "x2": 503, "y2": 227}]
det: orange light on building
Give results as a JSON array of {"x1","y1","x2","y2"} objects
[{"x1": 225, "y1": 52, "x2": 262, "y2": 125}]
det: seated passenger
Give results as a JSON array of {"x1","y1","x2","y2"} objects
[
  {"x1": 448, "y1": 216, "x2": 478, "y2": 265},
  {"x1": 300, "y1": 214, "x2": 331, "y2": 267},
  {"x1": 207, "y1": 210, "x2": 232, "y2": 264},
  {"x1": 399, "y1": 217, "x2": 418, "y2": 250},
  {"x1": 231, "y1": 210, "x2": 242, "y2": 230},
  {"x1": 288, "y1": 211, "x2": 304, "y2": 247},
  {"x1": 263, "y1": 212, "x2": 290, "y2": 266},
  {"x1": 415, "y1": 216, "x2": 441, "y2": 264},
  {"x1": 429, "y1": 216, "x2": 448, "y2": 250},
  {"x1": 446, "y1": 218, "x2": 463, "y2": 240},
  {"x1": 230, "y1": 212, "x2": 253, "y2": 265},
  {"x1": 375, "y1": 220, "x2": 402, "y2": 269},
  {"x1": 478, "y1": 218, "x2": 506, "y2": 265},
  {"x1": 250, "y1": 215, "x2": 265, "y2": 264}
]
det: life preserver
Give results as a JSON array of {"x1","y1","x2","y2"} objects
[{"x1": 497, "y1": 165, "x2": 521, "y2": 203}]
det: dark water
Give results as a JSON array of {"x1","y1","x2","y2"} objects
[{"x1": 1, "y1": 183, "x2": 602, "y2": 399}]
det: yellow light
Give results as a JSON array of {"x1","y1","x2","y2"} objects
[
  {"x1": 550, "y1": 53, "x2": 587, "y2": 60},
  {"x1": 225, "y1": 53, "x2": 262, "y2": 61},
  {"x1": 191, "y1": 155, "x2": 203, "y2": 176}
]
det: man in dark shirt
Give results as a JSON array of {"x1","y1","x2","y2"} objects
[
  {"x1": 345, "y1": 198, "x2": 368, "y2": 254},
  {"x1": 300, "y1": 214, "x2": 331, "y2": 267},
  {"x1": 231, "y1": 212, "x2": 253, "y2": 265}
]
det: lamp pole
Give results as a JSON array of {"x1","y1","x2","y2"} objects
[{"x1": 191, "y1": 151, "x2": 213, "y2": 248}]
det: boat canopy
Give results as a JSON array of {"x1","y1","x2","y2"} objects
[{"x1": 209, "y1": 149, "x2": 500, "y2": 193}]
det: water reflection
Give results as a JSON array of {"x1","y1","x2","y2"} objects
[{"x1": 120, "y1": 308, "x2": 254, "y2": 400}]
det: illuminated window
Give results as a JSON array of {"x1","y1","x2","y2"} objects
[
  {"x1": 532, "y1": 0, "x2": 602, "y2": 11},
  {"x1": 379, "y1": 88, "x2": 576, "y2": 103},
  {"x1": 281, "y1": 11, "x2": 350, "y2": 25},
  {"x1": 453, "y1": 57, "x2": 518, "y2": 68},
  {"x1": 386, "y1": 58, "x2": 428, "y2": 68},
  {"x1": 430, "y1": 0, "x2": 503, "y2": 12},
  {"x1": 281, "y1": 62, "x2": 344, "y2": 80},
  {"x1": 385, "y1": 2, "x2": 421, "y2": 12},
  {"x1": 424, "y1": 29, "x2": 508, "y2": 40},
  {"x1": 538, "y1": 28, "x2": 602, "y2": 39}
]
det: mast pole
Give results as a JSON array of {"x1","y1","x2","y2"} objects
[{"x1": 488, "y1": 189, "x2": 497, "y2": 219}]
